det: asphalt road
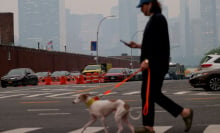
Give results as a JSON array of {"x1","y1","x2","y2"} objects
[{"x1": 0, "y1": 80, "x2": 220, "y2": 133}]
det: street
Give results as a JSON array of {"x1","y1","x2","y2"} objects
[{"x1": 0, "y1": 80, "x2": 220, "y2": 133}]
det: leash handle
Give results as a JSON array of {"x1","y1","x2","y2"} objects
[{"x1": 143, "y1": 68, "x2": 151, "y2": 116}]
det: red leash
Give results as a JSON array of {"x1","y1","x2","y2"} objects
[
  {"x1": 143, "y1": 68, "x2": 151, "y2": 116},
  {"x1": 102, "y1": 68, "x2": 150, "y2": 116},
  {"x1": 103, "y1": 69, "x2": 142, "y2": 95}
]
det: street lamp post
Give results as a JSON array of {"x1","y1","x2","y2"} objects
[
  {"x1": 96, "y1": 15, "x2": 115, "y2": 64},
  {"x1": 130, "y1": 30, "x2": 144, "y2": 69}
]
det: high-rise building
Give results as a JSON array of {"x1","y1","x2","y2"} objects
[
  {"x1": 18, "y1": 0, "x2": 66, "y2": 51},
  {"x1": 216, "y1": 0, "x2": 220, "y2": 45},
  {"x1": 200, "y1": 0, "x2": 218, "y2": 52},
  {"x1": 119, "y1": 0, "x2": 138, "y2": 56},
  {"x1": 189, "y1": 0, "x2": 200, "y2": 19}
]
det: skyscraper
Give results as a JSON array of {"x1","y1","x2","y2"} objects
[
  {"x1": 200, "y1": 0, "x2": 218, "y2": 52},
  {"x1": 216, "y1": 0, "x2": 220, "y2": 45},
  {"x1": 119, "y1": 0, "x2": 138, "y2": 56},
  {"x1": 18, "y1": 0, "x2": 66, "y2": 51},
  {"x1": 179, "y1": 0, "x2": 191, "y2": 64}
]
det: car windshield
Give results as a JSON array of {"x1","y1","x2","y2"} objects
[
  {"x1": 36, "y1": 72, "x2": 49, "y2": 77},
  {"x1": 7, "y1": 69, "x2": 26, "y2": 75},
  {"x1": 202, "y1": 56, "x2": 212, "y2": 63},
  {"x1": 169, "y1": 66, "x2": 177, "y2": 73},
  {"x1": 131, "y1": 69, "x2": 142, "y2": 74},
  {"x1": 51, "y1": 71, "x2": 68, "y2": 76},
  {"x1": 108, "y1": 68, "x2": 123, "y2": 73},
  {"x1": 70, "y1": 72, "x2": 80, "y2": 76},
  {"x1": 84, "y1": 65, "x2": 100, "y2": 70}
]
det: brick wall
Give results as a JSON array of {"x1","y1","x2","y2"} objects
[
  {"x1": 0, "y1": 13, "x2": 14, "y2": 45},
  {"x1": 0, "y1": 45, "x2": 139, "y2": 77}
]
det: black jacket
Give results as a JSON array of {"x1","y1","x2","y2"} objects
[{"x1": 140, "y1": 12, "x2": 170, "y2": 74}]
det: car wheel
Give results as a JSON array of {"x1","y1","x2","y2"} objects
[
  {"x1": 32, "y1": 78, "x2": 38, "y2": 85},
  {"x1": 1, "y1": 83, "x2": 7, "y2": 88},
  {"x1": 207, "y1": 76, "x2": 220, "y2": 91},
  {"x1": 22, "y1": 80, "x2": 27, "y2": 86}
]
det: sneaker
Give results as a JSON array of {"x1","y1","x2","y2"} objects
[{"x1": 183, "y1": 108, "x2": 193, "y2": 132}]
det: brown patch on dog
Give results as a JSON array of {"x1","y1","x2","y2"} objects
[
  {"x1": 124, "y1": 103, "x2": 130, "y2": 110},
  {"x1": 80, "y1": 94, "x2": 89, "y2": 102}
]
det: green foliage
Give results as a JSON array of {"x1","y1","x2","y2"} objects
[{"x1": 200, "y1": 47, "x2": 220, "y2": 64}]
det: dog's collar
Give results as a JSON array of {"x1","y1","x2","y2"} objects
[{"x1": 85, "y1": 98, "x2": 96, "y2": 107}]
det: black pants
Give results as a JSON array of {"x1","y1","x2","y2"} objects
[{"x1": 141, "y1": 69, "x2": 183, "y2": 126}]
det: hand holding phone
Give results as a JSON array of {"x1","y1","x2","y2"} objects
[{"x1": 120, "y1": 40, "x2": 131, "y2": 47}]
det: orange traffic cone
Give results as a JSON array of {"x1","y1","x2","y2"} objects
[
  {"x1": 60, "y1": 76, "x2": 67, "y2": 85},
  {"x1": 78, "y1": 75, "x2": 86, "y2": 84},
  {"x1": 45, "y1": 76, "x2": 52, "y2": 85}
]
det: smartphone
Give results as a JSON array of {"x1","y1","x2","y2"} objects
[{"x1": 120, "y1": 40, "x2": 131, "y2": 47}]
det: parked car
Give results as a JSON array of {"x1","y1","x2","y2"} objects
[
  {"x1": 199, "y1": 54, "x2": 220, "y2": 71},
  {"x1": 129, "y1": 68, "x2": 142, "y2": 81},
  {"x1": 70, "y1": 71, "x2": 81, "y2": 76},
  {"x1": 35, "y1": 72, "x2": 51, "y2": 82},
  {"x1": 104, "y1": 68, "x2": 130, "y2": 82},
  {"x1": 189, "y1": 68, "x2": 220, "y2": 91},
  {"x1": 1, "y1": 68, "x2": 38, "y2": 88},
  {"x1": 164, "y1": 73, "x2": 171, "y2": 80},
  {"x1": 50, "y1": 71, "x2": 70, "y2": 81},
  {"x1": 70, "y1": 71, "x2": 81, "y2": 81}
]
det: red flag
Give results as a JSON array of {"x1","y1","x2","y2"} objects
[{"x1": 47, "y1": 40, "x2": 53, "y2": 45}]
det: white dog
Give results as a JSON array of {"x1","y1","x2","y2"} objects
[{"x1": 72, "y1": 93, "x2": 135, "y2": 133}]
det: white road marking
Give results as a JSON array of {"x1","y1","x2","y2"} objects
[
  {"x1": 38, "y1": 113, "x2": 71, "y2": 116},
  {"x1": 195, "y1": 92, "x2": 220, "y2": 96},
  {"x1": 1, "y1": 128, "x2": 42, "y2": 133},
  {"x1": 46, "y1": 92, "x2": 75, "y2": 97},
  {"x1": 173, "y1": 91, "x2": 191, "y2": 95},
  {"x1": 25, "y1": 93, "x2": 52, "y2": 98},
  {"x1": 27, "y1": 109, "x2": 60, "y2": 112},
  {"x1": 68, "y1": 127, "x2": 104, "y2": 133},
  {"x1": 206, "y1": 104, "x2": 220, "y2": 107},
  {"x1": 123, "y1": 91, "x2": 140, "y2": 95},
  {"x1": 204, "y1": 125, "x2": 220, "y2": 133},
  {"x1": 0, "y1": 94, "x2": 26, "y2": 99},
  {"x1": 155, "y1": 126, "x2": 172, "y2": 133},
  {"x1": 1, "y1": 125, "x2": 220, "y2": 133}
]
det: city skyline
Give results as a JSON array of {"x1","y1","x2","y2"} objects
[{"x1": 0, "y1": 0, "x2": 180, "y2": 42}]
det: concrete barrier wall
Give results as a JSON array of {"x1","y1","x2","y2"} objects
[{"x1": 0, "y1": 45, "x2": 139, "y2": 77}]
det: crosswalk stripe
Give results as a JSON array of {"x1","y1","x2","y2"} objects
[
  {"x1": 68, "y1": 127, "x2": 104, "y2": 133},
  {"x1": 1, "y1": 127, "x2": 42, "y2": 133},
  {"x1": 204, "y1": 125, "x2": 220, "y2": 133},
  {"x1": 123, "y1": 91, "x2": 140, "y2": 95},
  {"x1": 0, "y1": 90, "x2": 219, "y2": 99},
  {"x1": 173, "y1": 91, "x2": 191, "y2": 95},
  {"x1": 46, "y1": 92, "x2": 75, "y2": 97},
  {"x1": 0, "y1": 94, "x2": 26, "y2": 99},
  {"x1": 194, "y1": 92, "x2": 220, "y2": 96},
  {"x1": 25, "y1": 93, "x2": 52, "y2": 97},
  {"x1": 27, "y1": 109, "x2": 60, "y2": 112},
  {"x1": 1, "y1": 125, "x2": 220, "y2": 133},
  {"x1": 154, "y1": 126, "x2": 172, "y2": 133}
]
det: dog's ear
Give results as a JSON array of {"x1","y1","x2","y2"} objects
[{"x1": 80, "y1": 94, "x2": 90, "y2": 101}]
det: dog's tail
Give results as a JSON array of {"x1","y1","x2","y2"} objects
[{"x1": 129, "y1": 108, "x2": 142, "y2": 120}]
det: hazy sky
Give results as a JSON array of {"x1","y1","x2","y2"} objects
[
  {"x1": 0, "y1": 0, "x2": 179, "y2": 39},
  {"x1": 66, "y1": 0, "x2": 179, "y2": 17},
  {"x1": 0, "y1": 0, "x2": 179, "y2": 17}
]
